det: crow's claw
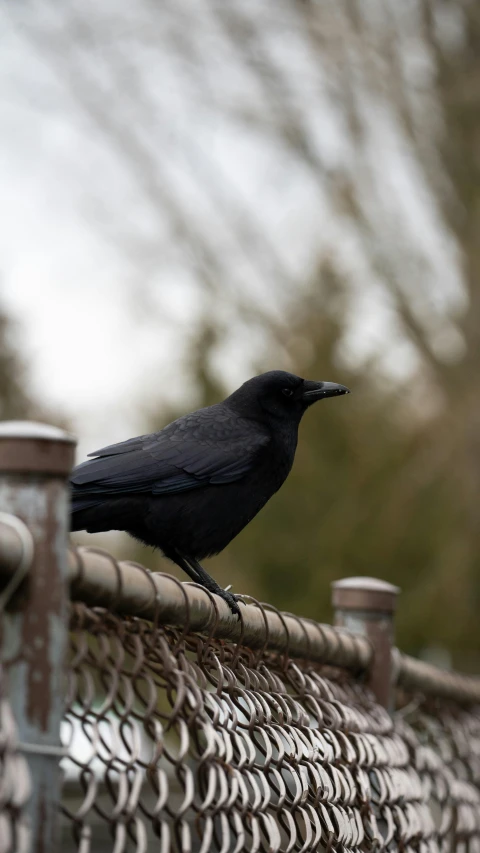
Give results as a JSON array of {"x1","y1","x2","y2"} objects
[{"x1": 220, "y1": 589, "x2": 242, "y2": 617}]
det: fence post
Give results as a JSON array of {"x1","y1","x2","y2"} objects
[
  {"x1": 0, "y1": 421, "x2": 75, "y2": 853},
  {"x1": 331, "y1": 576, "x2": 400, "y2": 712}
]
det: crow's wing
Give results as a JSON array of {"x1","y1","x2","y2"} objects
[{"x1": 70, "y1": 405, "x2": 269, "y2": 496}]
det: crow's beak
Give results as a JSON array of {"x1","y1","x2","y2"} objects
[{"x1": 301, "y1": 380, "x2": 350, "y2": 402}]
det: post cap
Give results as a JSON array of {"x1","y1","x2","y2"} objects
[
  {"x1": 0, "y1": 421, "x2": 76, "y2": 476},
  {"x1": 331, "y1": 576, "x2": 400, "y2": 613}
]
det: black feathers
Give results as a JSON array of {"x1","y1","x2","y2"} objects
[
  {"x1": 71, "y1": 407, "x2": 269, "y2": 494},
  {"x1": 70, "y1": 370, "x2": 349, "y2": 614}
]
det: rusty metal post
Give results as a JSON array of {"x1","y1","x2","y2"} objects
[
  {"x1": 0, "y1": 421, "x2": 75, "y2": 853},
  {"x1": 331, "y1": 576, "x2": 400, "y2": 712}
]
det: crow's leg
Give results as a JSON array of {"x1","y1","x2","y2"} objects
[
  {"x1": 171, "y1": 550, "x2": 241, "y2": 617},
  {"x1": 185, "y1": 556, "x2": 241, "y2": 617},
  {"x1": 169, "y1": 550, "x2": 202, "y2": 583}
]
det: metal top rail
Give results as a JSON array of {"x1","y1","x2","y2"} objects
[
  {"x1": 68, "y1": 545, "x2": 372, "y2": 670},
  {"x1": 394, "y1": 650, "x2": 480, "y2": 704},
  {"x1": 1, "y1": 515, "x2": 480, "y2": 705}
]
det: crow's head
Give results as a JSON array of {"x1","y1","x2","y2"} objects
[{"x1": 227, "y1": 370, "x2": 350, "y2": 422}]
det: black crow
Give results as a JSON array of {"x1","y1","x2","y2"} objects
[{"x1": 70, "y1": 371, "x2": 349, "y2": 614}]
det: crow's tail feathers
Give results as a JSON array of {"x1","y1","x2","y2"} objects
[
  {"x1": 70, "y1": 494, "x2": 103, "y2": 531},
  {"x1": 71, "y1": 496, "x2": 102, "y2": 513}
]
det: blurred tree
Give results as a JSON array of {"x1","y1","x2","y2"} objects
[
  {"x1": 0, "y1": 305, "x2": 43, "y2": 420},
  {"x1": 7, "y1": 0, "x2": 479, "y2": 666}
]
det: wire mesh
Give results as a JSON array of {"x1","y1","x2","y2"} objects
[
  {"x1": 398, "y1": 703, "x2": 480, "y2": 853},
  {"x1": 0, "y1": 665, "x2": 31, "y2": 853},
  {"x1": 59, "y1": 602, "x2": 480, "y2": 853}
]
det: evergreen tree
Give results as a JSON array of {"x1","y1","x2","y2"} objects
[{"x1": 0, "y1": 306, "x2": 41, "y2": 420}]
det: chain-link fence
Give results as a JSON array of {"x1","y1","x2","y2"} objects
[
  {"x1": 1, "y1": 424, "x2": 480, "y2": 853},
  {"x1": 0, "y1": 664, "x2": 31, "y2": 853},
  {"x1": 57, "y1": 600, "x2": 480, "y2": 853}
]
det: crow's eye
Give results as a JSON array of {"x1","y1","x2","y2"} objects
[{"x1": 282, "y1": 388, "x2": 294, "y2": 397}]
